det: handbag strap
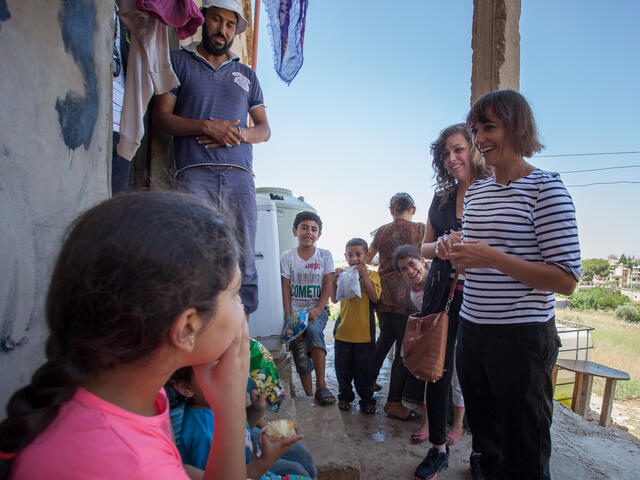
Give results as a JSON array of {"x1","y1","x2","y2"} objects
[{"x1": 443, "y1": 272, "x2": 460, "y2": 313}]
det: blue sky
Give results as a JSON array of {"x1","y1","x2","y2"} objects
[{"x1": 250, "y1": 0, "x2": 639, "y2": 261}]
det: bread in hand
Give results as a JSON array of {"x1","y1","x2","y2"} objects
[{"x1": 262, "y1": 419, "x2": 296, "y2": 441}]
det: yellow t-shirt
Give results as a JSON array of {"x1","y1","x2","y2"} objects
[{"x1": 334, "y1": 269, "x2": 382, "y2": 343}]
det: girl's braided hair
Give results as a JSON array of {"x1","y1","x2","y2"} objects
[{"x1": 0, "y1": 191, "x2": 239, "y2": 477}]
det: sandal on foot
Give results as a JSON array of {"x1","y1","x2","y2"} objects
[
  {"x1": 361, "y1": 404, "x2": 376, "y2": 414},
  {"x1": 411, "y1": 430, "x2": 429, "y2": 444},
  {"x1": 338, "y1": 400, "x2": 350, "y2": 411},
  {"x1": 386, "y1": 409, "x2": 422, "y2": 422},
  {"x1": 446, "y1": 428, "x2": 467, "y2": 446},
  {"x1": 314, "y1": 386, "x2": 336, "y2": 406}
]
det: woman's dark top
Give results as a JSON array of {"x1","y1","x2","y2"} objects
[{"x1": 421, "y1": 188, "x2": 460, "y2": 315}]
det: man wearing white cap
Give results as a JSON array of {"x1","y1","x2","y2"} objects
[{"x1": 154, "y1": 0, "x2": 271, "y2": 316}]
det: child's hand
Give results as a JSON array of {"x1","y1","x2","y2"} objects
[
  {"x1": 194, "y1": 320, "x2": 250, "y2": 415},
  {"x1": 193, "y1": 322, "x2": 249, "y2": 480},
  {"x1": 250, "y1": 389, "x2": 269, "y2": 417},
  {"x1": 355, "y1": 263, "x2": 368, "y2": 278},
  {"x1": 335, "y1": 267, "x2": 344, "y2": 276},
  {"x1": 246, "y1": 389, "x2": 268, "y2": 428},
  {"x1": 258, "y1": 431, "x2": 304, "y2": 467},
  {"x1": 308, "y1": 305, "x2": 322, "y2": 320}
]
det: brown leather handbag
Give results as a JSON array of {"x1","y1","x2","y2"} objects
[{"x1": 401, "y1": 273, "x2": 458, "y2": 382}]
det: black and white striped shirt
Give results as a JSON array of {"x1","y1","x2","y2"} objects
[{"x1": 461, "y1": 170, "x2": 582, "y2": 324}]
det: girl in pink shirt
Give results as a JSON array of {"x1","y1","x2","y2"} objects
[{"x1": 0, "y1": 192, "x2": 250, "y2": 480}]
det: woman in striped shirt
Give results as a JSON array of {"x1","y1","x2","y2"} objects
[{"x1": 447, "y1": 90, "x2": 582, "y2": 480}]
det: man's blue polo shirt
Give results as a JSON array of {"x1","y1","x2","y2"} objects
[{"x1": 169, "y1": 43, "x2": 264, "y2": 173}]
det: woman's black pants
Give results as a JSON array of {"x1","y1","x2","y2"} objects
[{"x1": 456, "y1": 317, "x2": 560, "y2": 480}]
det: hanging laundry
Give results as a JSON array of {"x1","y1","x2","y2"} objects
[
  {"x1": 116, "y1": 0, "x2": 180, "y2": 161},
  {"x1": 264, "y1": 0, "x2": 309, "y2": 84},
  {"x1": 136, "y1": 0, "x2": 204, "y2": 40}
]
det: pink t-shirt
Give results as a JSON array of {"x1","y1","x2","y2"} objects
[{"x1": 12, "y1": 387, "x2": 189, "y2": 479}]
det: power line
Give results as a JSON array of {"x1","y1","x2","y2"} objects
[
  {"x1": 536, "y1": 150, "x2": 640, "y2": 158},
  {"x1": 558, "y1": 164, "x2": 640, "y2": 174},
  {"x1": 566, "y1": 181, "x2": 640, "y2": 188}
]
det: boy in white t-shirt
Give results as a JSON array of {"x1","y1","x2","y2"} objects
[{"x1": 281, "y1": 211, "x2": 336, "y2": 405}]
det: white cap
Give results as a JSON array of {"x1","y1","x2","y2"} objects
[{"x1": 202, "y1": 0, "x2": 249, "y2": 34}]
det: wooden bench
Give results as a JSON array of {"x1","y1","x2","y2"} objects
[{"x1": 553, "y1": 359, "x2": 630, "y2": 426}]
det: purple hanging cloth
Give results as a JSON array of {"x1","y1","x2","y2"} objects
[
  {"x1": 264, "y1": 0, "x2": 309, "y2": 84},
  {"x1": 136, "y1": 0, "x2": 204, "y2": 40}
]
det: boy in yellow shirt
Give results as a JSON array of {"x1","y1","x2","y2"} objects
[{"x1": 332, "y1": 238, "x2": 382, "y2": 413}]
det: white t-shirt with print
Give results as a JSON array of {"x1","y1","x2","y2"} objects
[
  {"x1": 409, "y1": 286, "x2": 424, "y2": 312},
  {"x1": 281, "y1": 247, "x2": 335, "y2": 314}
]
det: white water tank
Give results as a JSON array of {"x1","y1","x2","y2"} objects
[
  {"x1": 250, "y1": 195, "x2": 284, "y2": 351},
  {"x1": 255, "y1": 187, "x2": 316, "y2": 257}
]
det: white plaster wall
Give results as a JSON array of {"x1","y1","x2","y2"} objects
[{"x1": 0, "y1": 0, "x2": 112, "y2": 414}]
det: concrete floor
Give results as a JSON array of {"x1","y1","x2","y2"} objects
[
  {"x1": 291, "y1": 321, "x2": 475, "y2": 479},
  {"x1": 287, "y1": 319, "x2": 640, "y2": 480}
]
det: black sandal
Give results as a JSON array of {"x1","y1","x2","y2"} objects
[{"x1": 314, "y1": 386, "x2": 336, "y2": 406}]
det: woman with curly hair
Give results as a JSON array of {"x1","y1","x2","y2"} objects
[{"x1": 414, "y1": 123, "x2": 491, "y2": 480}]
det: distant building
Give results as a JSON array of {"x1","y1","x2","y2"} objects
[
  {"x1": 592, "y1": 274, "x2": 608, "y2": 286},
  {"x1": 612, "y1": 265, "x2": 631, "y2": 286}
]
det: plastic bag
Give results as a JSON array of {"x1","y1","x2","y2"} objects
[
  {"x1": 335, "y1": 265, "x2": 362, "y2": 301},
  {"x1": 247, "y1": 339, "x2": 285, "y2": 412},
  {"x1": 282, "y1": 310, "x2": 309, "y2": 343}
]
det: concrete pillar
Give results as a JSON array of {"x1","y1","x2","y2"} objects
[
  {"x1": 470, "y1": 0, "x2": 521, "y2": 105},
  {"x1": 0, "y1": 0, "x2": 112, "y2": 413}
]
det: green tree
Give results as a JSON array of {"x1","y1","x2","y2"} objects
[
  {"x1": 581, "y1": 258, "x2": 610, "y2": 282},
  {"x1": 570, "y1": 287, "x2": 628, "y2": 310},
  {"x1": 620, "y1": 254, "x2": 629, "y2": 266}
]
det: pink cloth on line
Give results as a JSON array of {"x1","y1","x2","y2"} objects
[
  {"x1": 11, "y1": 387, "x2": 189, "y2": 480},
  {"x1": 137, "y1": 0, "x2": 204, "y2": 40}
]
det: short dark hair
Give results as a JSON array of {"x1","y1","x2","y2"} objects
[
  {"x1": 293, "y1": 211, "x2": 322, "y2": 231},
  {"x1": 167, "y1": 366, "x2": 194, "y2": 408},
  {"x1": 392, "y1": 244, "x2": 422, "y2": 272},
  {"x1": 346, "y1": 238, "x2": 368, "y2": 252},
  {"x1": 389, "y1": 192, "x2": 416, "y2": 214},
  {"x1": 466, "y1": 89, "x2": 543, "y2": 158}
]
